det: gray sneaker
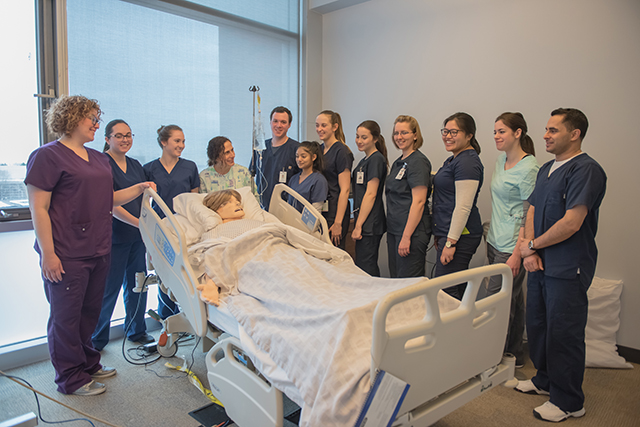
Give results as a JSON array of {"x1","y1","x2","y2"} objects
[
  {"x1": 91, "y1": 366, "x2": 117, "y2": 379},
  {"x1": 72, "y1": 380, "x2": 106, "y2": 396}
]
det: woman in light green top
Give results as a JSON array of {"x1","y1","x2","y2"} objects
[
  {"x1": 199, "y1": 136, "x2": 255, "y2": 195},
  {"x1": 482, "y1": 112, "x2": 539, "y2": 368}
]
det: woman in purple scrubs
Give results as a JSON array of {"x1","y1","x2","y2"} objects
[{"x1": 25, "y1": 95, "x2": 155, "y2": 396}]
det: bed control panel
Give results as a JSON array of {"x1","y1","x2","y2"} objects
[{"x1": 155, "y1": 223, "x2": 176, "y2": 266}]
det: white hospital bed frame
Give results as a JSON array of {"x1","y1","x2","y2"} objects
[{"x1": 139, "y1": 184, "x2": 516, "y2": 427}]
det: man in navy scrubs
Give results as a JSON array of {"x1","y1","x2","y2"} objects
[
  {"x1": 516, "y1": 108, "x2": 607, "y2": 422},
  {"x1": 250, "y1": 106, "x2": 299, "y2": 209}
]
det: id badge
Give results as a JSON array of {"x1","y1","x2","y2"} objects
[
  {"x1": 279, "y1": 170, "x2": 287, "y2": 183},
  {"x1": 395, "y1": 167, "x2": 406, "y2": 180},
  {"x1": 356, "y1": 171, "x2": 364, "y2": 184},
  {"x1": 322, "y1": 200, "x2": 329, "y2": 212}
]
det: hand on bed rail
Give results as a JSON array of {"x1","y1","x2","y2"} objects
[{"x1": 196, "y1": 275, "x2": 220, "y2": 306}]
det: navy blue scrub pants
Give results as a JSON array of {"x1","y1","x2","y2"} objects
[
  {"x1": 355, "y1": 234, "x2": 383, "y2": 276},
  {"x1": 324, "y1": 200, "x2": 351, "y2": 250},
  {"x1": 387, "y1": 232, "x2": 430, "y2": 278},
  {"x1": 434, "y1": 234, "x2": 482, "y2": 299},
  {"x1": 92, "y1": 239, "x2": 148, "y2": 350},
  {"x1": 43, "y1": 255, "x2": 109, "y2": 394},
  {"x1": 527, "y1": 271, "x2": 589, "y2": 412}
]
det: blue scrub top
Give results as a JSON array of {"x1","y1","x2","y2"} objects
[
  {"x1": 143, "y1": 158, "x2": 200, "y2": 217},
  {"x1": 109, "y1": 155, "x2": 146, "y2": 244},
  {"x1": 287, "y1": 171, "x2": 328, "y2": 212},
  {"x1": 321, "y1": 141, "x2": 354, "y2": 225},
  {"x1": 385, "y1": 150, "x2": 432, "y2": 236},
  {"x1": 432, "y1": 149, "x2": 484, "y2": 237},
  {"x1": 352, "y1": 151, "x2": 387, "y2": 236},
  {"x1": 529, "y1": 153, "x2": 606, "y2": 284},
  {"x1": 250, "y1": 137, "x2": 300, "y2": 209},
  {"x1": 24, "y1": 141, "x2": 114, "y2": 259}
]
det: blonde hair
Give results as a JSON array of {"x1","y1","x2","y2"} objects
[
  {"x1": 45, "y1": 95, "x2": 101, "y2": 137},
  {"x1": 392, "y1": 115, "x2": 424, "y2": 150},
  {"x1": 203, "y1": 189, "x2": 242, "y2": 213}
]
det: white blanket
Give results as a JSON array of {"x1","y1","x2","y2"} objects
[{"x1": 188, "y1": 222, "x2": 459, "y2": 427}]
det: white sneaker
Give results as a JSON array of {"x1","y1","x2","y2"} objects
[
  {"x1": 515, "y1": 379, "x2": 550, "y2": 396},
  {"x1": 72, "y1": 380, "x2": 106, "y2": 396},
  {"x1": 534, "y1": 401, "x2": 585, "y2": 422}
]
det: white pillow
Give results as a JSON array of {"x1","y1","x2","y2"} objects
[
  {"x1": 172, "y1": 186, "x2": 280, "y2": 234},
  {"x1": 585, "y1": 277, "x2": 632, "y2": 369}
]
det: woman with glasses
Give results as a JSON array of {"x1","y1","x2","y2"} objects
[
  {"x1": 144, "y1": 125, "x2": 200, "y2": 319},
  {"x1": 480, "y1": 112, "x2": 539, "y2": 366},
  {"x1": 351, "y1": 120, "x2": 388, "y2": 276},
  {"x1": 25, "y1": 96, "x2": 155, "y2": 395},
  {"x1": 92, "y1": 120, "x2": 154, "y2": 352},
  {"x1": 316, "y1": 110, "x2": 353, "y2": 249},
  {"x1": 199, "y1": 136, "x2": 255, "y2": 194},
  {"x1": 384, "y1": 115, "x2": 432, "y2": 278},
  {"x1": 432, "y1": 112, "x2": 484, "y2": 299}
]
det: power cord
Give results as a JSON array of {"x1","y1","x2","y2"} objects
[
  {"x1": 121, "y1": 274, "x2": 162, "y2": 366},
  {"x1": 0, "y1": 370, "x2": 122, "y2": 427}
]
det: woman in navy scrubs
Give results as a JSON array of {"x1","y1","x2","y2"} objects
[
  {"x1": 385, "y1": 115, "x2": 432, "y2": 278},
  {"x1": 351, "y1": 120, "x2": 388, "y2": 276},
  {"x1": 92, "y1": 120, "x2": 154, "y2": 351},
  {"x1": 25, "y1": 95, "x2": 155, "y2": 395},
  {"x1": 432, "y1": 112, "x2": 484, "y2": 299},
  {"x1": 316, "y1": 110, "x2": 354, "y2": 249},
  {"x1": 144, "y1": 125, "x2": 200, "y2": 319},
  {"x1": 287, "y1": 141, "x2": 328, "y2": 213}
]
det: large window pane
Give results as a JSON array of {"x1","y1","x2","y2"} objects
[
  {"x1": 0, "y1": 1, "x2": 39, "y2": 212},
  {"x1": 191, "y1": 0, "x2": 299, "y2": 32}
]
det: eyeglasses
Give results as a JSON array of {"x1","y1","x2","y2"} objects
[
  {"x1": 90, "y1": 115, "x2": 101, "y2": 126},
  {"x1": 393, "y1": 130, "x2": 414, "y2": 137},
  {"x1": 441, "y1": 128, "x2": 461, "y2": 137},
  {"x1": 110, "y1": 133, "x2": 134, "y2": 141}
]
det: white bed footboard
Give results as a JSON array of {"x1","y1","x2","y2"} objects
[
  {"x1": 372, "y1": 264, "x2": 513, "y2": 419},
  {"x1": 139, "y1": 188, "x2": 208, "y2": 337}
]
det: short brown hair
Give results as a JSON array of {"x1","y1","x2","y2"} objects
[
  {"x1": 203, "y1": 189, "x2": 242, "y2": 213},
  {"x1": 45, "y1": 95, "x2": 101, "y2": 137},
  {"x1": 392, "y1": 115, "x2": 424, "y2": 150}
]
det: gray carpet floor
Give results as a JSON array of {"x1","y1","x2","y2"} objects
[{"x1": 1, "y1": 333, "x2": 639, "y2": 427}]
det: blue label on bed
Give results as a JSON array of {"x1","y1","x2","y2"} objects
[
  {"x1": 155, "y1": 224, "x2": 176, "y2": 266},
  {"x1": 301, "y1": 207, "x2": 317, "y2": 231}
]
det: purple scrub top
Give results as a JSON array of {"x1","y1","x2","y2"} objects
[{"x1": 25, "y1": 141, "x2": 114, "y2": 260}]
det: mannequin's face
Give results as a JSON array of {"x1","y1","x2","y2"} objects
[{"x1": 216, "y1": 196, "x2": 245, "y2": 221}]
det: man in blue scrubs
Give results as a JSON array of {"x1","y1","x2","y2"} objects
[
  {"x1": 516, "y1": 108, "x2": 607, "y2": 422},
  {"x1": 250, "y1": 106, "x2": 299, "y2": 209}
]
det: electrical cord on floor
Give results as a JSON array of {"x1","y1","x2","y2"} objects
[
  {"x1": 0, "y1": 370, "x2": 123, "y2": 427},
  {"x1": 121, "y1": 274, "x2": 162, "y2": 366}
]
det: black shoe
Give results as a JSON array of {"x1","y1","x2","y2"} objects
[{"x1": 129, "y1": 333, "x2": 155, "y2": 345}]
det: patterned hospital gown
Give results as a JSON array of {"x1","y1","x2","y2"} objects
[{"x1": 199, "y1": 164, "x2": 256, "y2": 195}]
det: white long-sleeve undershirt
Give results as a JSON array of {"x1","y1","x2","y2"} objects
[{"x1": 447, "y1": 179, "x2": 480, "y2": 241}]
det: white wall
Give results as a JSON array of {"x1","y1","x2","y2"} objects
[{"x1": 316, "y1": 0, "x2": 640, "y2": 350}]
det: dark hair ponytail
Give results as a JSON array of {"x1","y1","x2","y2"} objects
[
  {"x1": 103, "y1": 119, "x2": 129, "y2": 152},
  {"x1": 357, "y1": 120, "x2": 389, "y2": 168},
  {"x1": 157, "y1": 124, "x2": 182, "y2": 148},
  {"x1": 495, "y1": 112, "x2": 535, "y2": 156},
  {"x1": 298, "y1": 141, "x2": 324, "y2": 172},
  {"x1": 444, "y1": 112, "x2": 480, "y2": 154}
]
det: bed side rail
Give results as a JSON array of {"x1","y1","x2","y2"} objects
[
  {"x1": 139, "y1": 188, "x2": 207, "y2": 337},
  {"x1": 269, "y1": 183, "x2": 331, "y2": 244},
  {"x1": 372, "y1": 264, "x2": 513, "y2": 415}
]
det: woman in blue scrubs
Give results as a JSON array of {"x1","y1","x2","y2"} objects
[
  {"x1": 92, "y1": 120, "x2": 153, "y2": 351},
  {"x1": 144, "y1": 125, "x2": 200, "y2": 319},
  {"x1": 351, "y1": 120, "x2": 388, "y2": 276},
  {"x1": 316, "y1": 110, "x2": 354, "y2": 249},
  {"x1": 432, "y1": 112, "x2": 484, "y2": 299},
  {"x1": 385, "y1": 115, "x2": 432, "y2": 278},
  {"x1": 287, "y1": 141, "x2": 328, "y2": 213},
  {"x1": 481, "y1": 112, "x2": 539, "y2": 367}
]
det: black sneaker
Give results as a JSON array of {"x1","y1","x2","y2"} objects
[{"x1": 129, "y1": 333, "x2": 155, "y2": 345}]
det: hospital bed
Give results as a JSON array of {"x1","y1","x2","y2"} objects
[{"x1": 138, "y1": 184, "x2": 516, "y2": 427}]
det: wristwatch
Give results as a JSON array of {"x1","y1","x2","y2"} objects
[
  {"x1": 445, "y1": 241, "x2": 456, "y2": 248},
  {"x1": 528, "y1": 239, "x2": 536, "y2": 250}
]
